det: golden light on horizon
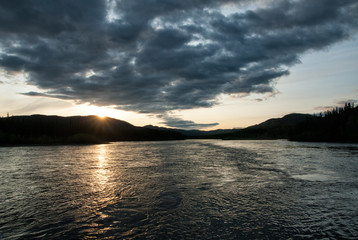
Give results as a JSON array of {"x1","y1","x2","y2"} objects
[{"x1": 84, "y1": 105, "x2": 120, "y2": 119}]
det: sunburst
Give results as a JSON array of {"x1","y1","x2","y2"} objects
[{"x1": 85, "y1": 105, "x2": 117, "y2": 118}]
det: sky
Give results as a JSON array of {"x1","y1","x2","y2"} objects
[{"x1": 0, "y1": 0, "x2": 357, "y2": 130}]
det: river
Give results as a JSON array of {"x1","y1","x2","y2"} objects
[{"x1": 1, "y1": 140, "x2": 357, "y2": 239}]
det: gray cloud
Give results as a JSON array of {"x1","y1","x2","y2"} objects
[
  {"x1": 336, "y1": 99, "x2": 358, "y2": 105},
  {"x1": 314, "y1": 106, "x2": 335, "y2": 112},
  {"x1": 314, "y1": 99, "x2": 358, "y2": 112},
  {"x1": 160, "y1": 116, "x2": 219, "y2": 130},
  {"x1": 1, "y1": 0, "x2": 357, "y2": 128}
]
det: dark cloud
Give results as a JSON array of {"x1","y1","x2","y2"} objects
[
  {"x1": 160, "y1": 116, "x2": 219, "y2": 130},
  {"x1": 22, "y1": 91, "x2": 74, "y2": 100},
  {"x1": 314, "y1": 105, "x2": 335, "y2": 112},
  {"x1": 314, "y1": 99, "x2": 358, "y2": 112},
  {"x1": 336, "y1": 99, "x2": 358, "y2": 105},
  {"x1": 0, "y1": 0, "x2": 357, "y2": 128}
]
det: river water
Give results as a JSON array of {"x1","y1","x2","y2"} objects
[{"x1": 1, "y1": 140, "x2": 357, "y2": 239}]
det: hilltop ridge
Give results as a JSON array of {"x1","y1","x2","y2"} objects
[
  {"x1": 1, "y1": 103, "x2": 357, "y2": 145},
  {"x1": 0, "y1": 115, "x2": 184, "y2": 145},
  {"x1": 216, "y1": 103, "x2": 358, "y2": 142}
]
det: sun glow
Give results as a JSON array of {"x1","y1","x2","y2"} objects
[{"x1": 83, "y1": 105, "x2": 120, "y2": 119}]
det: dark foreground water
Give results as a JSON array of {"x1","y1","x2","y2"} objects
[{"x1": 1, "y1": 140, "x2": 358, "y2": 239}]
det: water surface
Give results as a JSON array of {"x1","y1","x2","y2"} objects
[{"x1": 1, "y1": 140, "x2": 358, "y2": 239}]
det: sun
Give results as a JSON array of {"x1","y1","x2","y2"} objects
[
  {"x1": 85, "y1": 105, "x2": 118, "y2": 119},
  {"x1": 75, "y1": 103, "x2": 134, "y2": 121},
  {"x1": 94, "y1": 108, "x2": 112, "y2": 118},
  {"x1": 95, "y1": 110, "x2": 107, "y2": 118}
]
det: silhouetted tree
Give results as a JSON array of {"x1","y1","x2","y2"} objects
[{"x1": 291, "y1": 102, "x2": 358, "y2": 142}]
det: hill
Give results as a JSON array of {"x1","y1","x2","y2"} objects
[
  {"x1": 217, "y1": 103, "x2": 358, "y2": 143},
  {"x1": 0, "y1": 115, "x2": 185, "y2": 145},
  {"x1": 216, "y1": 113, "x2": 313, "y2": 140},
  {"x1": 1, "y1": 103, "x2": 357, "y2": 145}
]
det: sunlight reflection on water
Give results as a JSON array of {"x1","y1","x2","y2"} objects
[
  {"x1": 1, "y1": 140, "x2": 358, "y2": 239},
  {"x1": 95, "y1": 144, "x2": 110, "y2": 187}
]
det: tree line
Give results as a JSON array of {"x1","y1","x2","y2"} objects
[{"x1": 290, "y1": 102, "x2": 358, "y2": 142}]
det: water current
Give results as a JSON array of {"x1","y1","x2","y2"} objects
[{"x1": 1, "y1": 140, "x2": 358, "y2": 239}]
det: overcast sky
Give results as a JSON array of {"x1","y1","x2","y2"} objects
[{"x1": 1, "y1": 0, "x2": 357, "y2": 129}]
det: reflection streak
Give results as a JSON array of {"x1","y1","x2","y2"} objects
[{"x1": 95, "y1": 144, "x2": 110, "y2": 188}]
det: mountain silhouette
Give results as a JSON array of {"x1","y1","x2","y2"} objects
[
  {"x1": 1, "y1": 103, "x2": 357, "y2": 145},
  {"x1": 211, "y1": 113, "x2": 312, "y2": 140},
  {"x1": 0, "y1": 115, "x2": 184, "y2": 145},
  {"x1": 215, "y1": 104, "x2": 358, "y2": 142}
]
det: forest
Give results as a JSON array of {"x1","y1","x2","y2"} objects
[{"x1": 290, "y1": 103, "x2": 358, "y2": 142}]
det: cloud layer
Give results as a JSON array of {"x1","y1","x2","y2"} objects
[{"x1": 0, "y1": 0, "x2": 357, "y2": 128}]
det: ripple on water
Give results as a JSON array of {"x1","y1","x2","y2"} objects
[{"x1": 1, "y1": 140, "x2": 358, "y2": 239}]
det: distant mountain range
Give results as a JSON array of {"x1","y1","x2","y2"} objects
[
  {"x1": 1, "y1": 103, "x2": 357, "y2": 145},
  {"x1": 143, "y1": 125, "x2": 240, "y2": 138}
]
